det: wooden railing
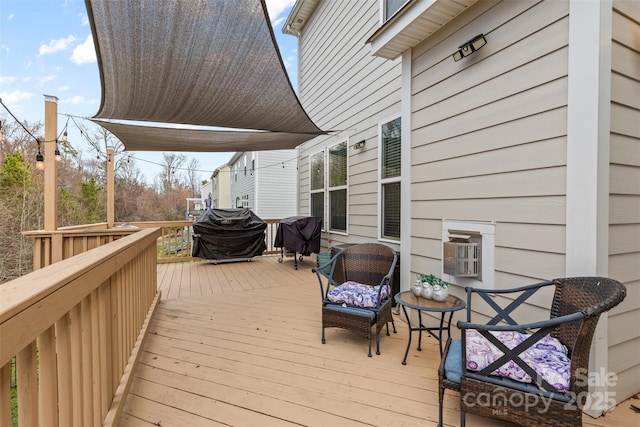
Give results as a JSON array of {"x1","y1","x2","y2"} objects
[
  {"x1": 0, "y1": 228, "x2": 161, "y2": 427},
  {"x1": 24, "y1": 218, "x2": 283, "y2": 266}
]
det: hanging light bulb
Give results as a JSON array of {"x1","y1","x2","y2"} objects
[
  {"x1": 54, "y1": 141, "x2": 62, "y2": 162},
  {"x1": 35, "y1": 140, "x2": 45, "y2": 170},
  {"x1": 62, "y1": 130, "x2": 68, "y2": 143}
]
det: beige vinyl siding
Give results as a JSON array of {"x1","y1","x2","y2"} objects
[
  {"x1": 409, "y1": 0, "x2": 570, "y2": 284},
  {"x1": 296, "y1": 0, "x2": 401, "y2": 246},
  {"x1": 607, "y1": 0, "x2": 640, "y2": 403}
]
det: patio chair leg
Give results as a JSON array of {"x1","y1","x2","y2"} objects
[
  {"x1": 375, "y1": 333, "x2": 381, "y2": 355},
  {"x1": 368, "y1": 339, "x2": 372, "y2": 357},
  {"x1": 460, "y1": 410, "x2": 466, "y2": 427},
  {"x1": 322, "y1": 328, "x2": 326, "y2": 344},
  {"x1": 391, "y1": 317, "x2": 396, "y2": 333}
]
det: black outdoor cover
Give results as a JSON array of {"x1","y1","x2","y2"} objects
[
  {"x1": 274, "y1": 216, "x2": 322, "y2": 256},
  {"x1": 192, "y1": 208, "x2": 267, "y2": 260}
]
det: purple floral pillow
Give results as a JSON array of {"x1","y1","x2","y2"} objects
[
  {"x1": 465, "y1": 329, "x2": 571, "y2": 391},
  {"x1": 327, "y1": 281, "x2": 389, "y2": 308}
]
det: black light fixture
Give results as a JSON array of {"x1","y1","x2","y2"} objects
[
  {"x1": 35, "y1": 139, "x2": 45, "y2": 170},
  {"x1": 353, "y1": 140, "x2": 366, "y2": 150},
  {"x1": 452, "y1": 34, "x2": 487, "y2": 61}
]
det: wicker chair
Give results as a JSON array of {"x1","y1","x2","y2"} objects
[
  {"x1": 438, "y1": 277, "x2": 626, "y2": 427},
  {"x1": 312, "y1": 243, "x2": 397, "y2": 357}
]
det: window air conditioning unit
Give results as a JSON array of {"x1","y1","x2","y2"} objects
[{"x1": 443, "y1": 230, "x2": 481, "y2": 279}]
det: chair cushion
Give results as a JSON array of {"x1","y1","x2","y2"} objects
[
  {"x1": 444, "y1": 339, "x2": 462, "y2": 383},
  {"x1": 327, "y1": 281, "x2": 390, "y2": 308},
  {"x1": 465, "y1": 329, "x2": 571, "y2": 391}
]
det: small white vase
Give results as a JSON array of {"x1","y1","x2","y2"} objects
[
  {"x1": 412, "y1": 279, "x2": 422, "y2": 296},
  {"x1": 420, "y1": 282, "x2": 433, "y2": 299},
  {"x1": 432, "y1": 284, "x2": 449, "y2": 301}
]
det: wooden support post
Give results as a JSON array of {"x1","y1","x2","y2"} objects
[
  {"x1": 44, "y1": 95, "x2": 58, "y2": 232},
  {"x1": 107, "y1": 147, "x2": 115, "y2": 228}
]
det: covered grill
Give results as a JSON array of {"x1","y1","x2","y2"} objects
[
  {"x1": 192, "y1": 208, "x2": 267, "y2": 263},
  {"x1": 274, "y1": 216, "x2": 322, "y2": 269}
]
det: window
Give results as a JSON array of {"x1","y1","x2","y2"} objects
[
  {"x1": 383, "y1": 0, "x2": 408, "y2": 21},
  {"x1": 328, "y1": 141, "x2": 347, "y2": 232},
  {"x1": 235, "y1": 196, "x2": 241, "y2": 208},
  {"x1": 309, "y1": 150, "x2": 325, "y2": 228},
  {"x1": 241, "y1": 194, "x2": 249, "y2": 208},
  {"x1": 380, "y1": 117, "x2": 401, "y2": 241}
]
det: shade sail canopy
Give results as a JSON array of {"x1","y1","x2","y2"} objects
[
  {"x1": 85, "y1": 0, "x2": 324, "y2": 151},
  {"x1": 94, "y1": 120, "x2": 319, "y2": 152}
]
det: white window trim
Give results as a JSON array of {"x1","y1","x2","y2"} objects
[
  {"x1": 327, "y1": 140, "x2": 349, "y2": 235},
  {"x1": 309, "y1": 149, "x2": 326, "y2": 231},
  {"x1": 378, "y1": 114, "x2": 402, "y2": 243}
]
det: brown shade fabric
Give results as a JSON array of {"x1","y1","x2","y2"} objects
[
  {"x1": 94, "y1": 120, "x2": 318, "y2": 152},
  {"x1": 85, "y1": 0, "x2": 324, "y2": 151}
]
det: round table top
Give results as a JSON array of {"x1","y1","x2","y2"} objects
[{"x1": 394, "y1": 290, "x2": 465, "y2": 312}]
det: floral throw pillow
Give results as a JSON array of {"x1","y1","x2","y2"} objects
[
  {"x1": 327, "y1": 281, "x2": 389, "y2": 308},
  {"x1": 465, "y1": 329, "x2": 571, "y2": 391}
]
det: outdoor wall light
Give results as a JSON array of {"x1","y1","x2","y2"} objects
[
  {"x1": 353, "y1": 140, "x2": 366, "y2": 150},
  {"x1": 452, "y1": 34, "x2": 487, "y2": 61}
]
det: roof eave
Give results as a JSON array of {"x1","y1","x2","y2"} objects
[
  {"x1": 283, "y1": 0, "x2": 320, "y2": 36},
  {"x1": 367, "y1": 0, "x2": 479, "y2": 60}
]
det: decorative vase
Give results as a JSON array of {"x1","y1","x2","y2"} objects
[
  {"x1": 420, "y1": 282, "x2": 433, "y2": 299},
  {"x1": 432, "y1": 284, "x2": 449, "y2": 301},
  {"x1": 412, "y1": 279, "x2": 422, "y2": 296}
]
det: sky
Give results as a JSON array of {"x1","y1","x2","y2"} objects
[{"x1": 0, "y1": 0, "x2": 298, "y2": 185}]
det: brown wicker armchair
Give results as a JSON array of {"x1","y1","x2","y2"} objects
[
  {"x1": 312, "y1": 243, "x2": 397, "y2": 357},
  {"x1": 438, "y1": 277, "x2": 626, "y2": 427}
]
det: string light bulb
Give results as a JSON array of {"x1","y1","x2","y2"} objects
[
  {"x1": 35, "y1": 140, "x2": 45, "y2": 170},
  {"x1": 54, "y1": 142, "x2": 62, "y2": 162}
]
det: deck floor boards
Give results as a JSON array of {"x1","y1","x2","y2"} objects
[{"x1": 121, "y1": 256, "x2": 638, "y2": 426}]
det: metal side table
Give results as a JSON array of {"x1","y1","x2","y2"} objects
[{"x1": 394, "y1": 291, "x2": 465, "y2": 364}]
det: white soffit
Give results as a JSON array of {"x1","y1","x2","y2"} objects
[
  {"x1": 368, "y1": 0, "x2": 479, "y2": 59},
  {"x1": 283, "y1": 0, "x2": 321, "y2": 36}
]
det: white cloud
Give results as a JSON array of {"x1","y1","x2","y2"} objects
[
  {"x1": 0, "y1": 75, "x2": 17, "y2": 86},
  {"x1": 0, "y1": 44, "x2": 8, "y2": 57},
  {"x1": 61, "y1": 95, "x2": 97, "y2": 105},
  {"x1": 40, "y1": 75, "x2": 57, "y2": 83},
  {"x1": 0, "y1": 89, "x2": 34, "y2": 104},
  {"x1": 80, "y1": 14, "x2": 89, "y2": 26},
  {"x1": 283, "y1": 55, "x2": 295, "y2": 70},
  {"x1": 39, "y1": 35, "x2": 77, "y2": 56},
  {"x1": 70, "y1": 34, "x2": 96, "y2": 64},
  {"x1": 265, "y1": 0, "x2": 295, "y2": 23},
  {"x1": 58, "y1": 85, "x2": 70, "y2": 91},
  {"x1": 7, "y1": 14, "x2": 14, "y2": 21}
]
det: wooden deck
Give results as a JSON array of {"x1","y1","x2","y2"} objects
[{"x1": 120, "y1": 255, "x2": 638, "y2": 426}]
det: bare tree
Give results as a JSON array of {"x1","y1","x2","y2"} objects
[
  {"x1": 160, "y1": 153, "x2": 187, "y2": 193},
  {"x1": 186, "y1": 157, "x2": 201, "y2": 197}
]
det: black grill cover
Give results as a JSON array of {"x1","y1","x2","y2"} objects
[
  {"x1": 274, "y1": 216, "x2": 322, "y2": 256},
  {"x1": 192, "y1": 208, "x2": 267, "y2": 260}
]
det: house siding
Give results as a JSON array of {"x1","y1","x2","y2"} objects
[
  {"x1": 296, "y1": 0, "x2": 401, "y2": 249},
  {"x1": 290, "y1": 0, "x2": 639, "y2": 408},
  {"x1": 255, "y1": 150, "x2": 298, "y2": 219},
  {"x1": 607, "y1": 0, "x2": 640, "y2": 402},
  {"x1": 410, "y1": 0, "x2": 569, "y2": 292},
  {"x1": 229, "y1": 153, "x2": 254, "y2": 209}
]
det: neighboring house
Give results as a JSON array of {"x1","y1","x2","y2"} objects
[
  {"x1": 285, "y1": 0, "x2": 639, "y2": 411},
  {"x1": 210, "y1": 164, "x2": 231, "y2": 208},
  {"x1": 228, "y1": 150, "x2": 298, "y2": 219}
]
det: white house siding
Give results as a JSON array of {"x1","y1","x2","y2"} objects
[
  {"x1": 295, "y1": 0, "x2": 402, "y2": 249},
  {"x1": 254, "y1": 150, "x2": 298, "y2": 219},
  {"x1": 607, "y1": 0, "x2": 640, "y2": 403},
  {"x1": 229, "y1": 153, "x2": 255, "y2": 209}
]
